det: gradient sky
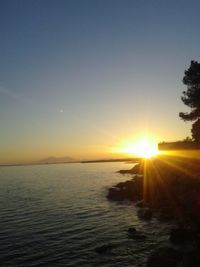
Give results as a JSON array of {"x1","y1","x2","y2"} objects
[{"x1": 1, "y1": 0, "x2": 200, "y2": 163}]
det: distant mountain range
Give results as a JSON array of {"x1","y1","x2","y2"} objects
[{"x1": 35, "y1": 156, "x2": 76, "y2": 164}]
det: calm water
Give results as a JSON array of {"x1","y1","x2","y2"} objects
[{"x1": 0, "y1": 162, "x2": 172, "y2": 267}]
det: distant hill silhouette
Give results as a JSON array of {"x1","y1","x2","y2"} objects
[{"x1": 36, "y1": 156, "x2": 76, "y2": 164}]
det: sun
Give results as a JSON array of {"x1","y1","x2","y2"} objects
[{"x1": 118, "y1": 138, "x2": 159, "y2": 159}]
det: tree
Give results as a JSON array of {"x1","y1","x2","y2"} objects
[
  {"x1": 179, "y1": 60, "x2": 200, "y2": 143},
  {"x1": 191, "y1": 119, "x2": 200, "y2": 143}
]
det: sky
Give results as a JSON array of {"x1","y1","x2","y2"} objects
[{"x1": 1, "y1": 0, "x2": 200, "y2": 164}]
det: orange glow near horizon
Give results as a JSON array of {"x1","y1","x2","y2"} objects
[{"x1": 114, "y1": 137, "x2": 160, "y2": 159}]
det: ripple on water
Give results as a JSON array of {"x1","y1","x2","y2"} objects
[{"x1": 0, "y1": 163, "x2": 172, "y2": 267}]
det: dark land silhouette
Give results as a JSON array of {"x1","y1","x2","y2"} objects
[
  {"x1": 179, "y1": 60, "x2": 200, "y2": 143},
  {"x1": 107, "y1": 155, "x2": 200, "y2": 266},
  {"x1": 103, "y1": 60, "x2": 200, "y2": 266}
]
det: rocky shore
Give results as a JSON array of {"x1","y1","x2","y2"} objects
[{"x1": 106, "y1": 156, "x2": 200, "y2": 266}]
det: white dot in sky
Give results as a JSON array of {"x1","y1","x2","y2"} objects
[{"x1": 60, "y1": 109, "x2": 64, "y2": 113}]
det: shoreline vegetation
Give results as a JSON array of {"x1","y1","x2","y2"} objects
[
  {"x1": 159, "y1": 140, "x2": 200, "y2": 150},
  {"x1": 105, "y1": 155, "x2": 200, "y2": 266}
]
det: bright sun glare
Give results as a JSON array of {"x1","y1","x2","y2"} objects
[{"x1": 119, "y1": 138, "x2": 159, "y2": 159}]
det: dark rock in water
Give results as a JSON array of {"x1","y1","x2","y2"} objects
[
  {"x1": 137, "y1": 208, "x2": 153, "y2": 220},
  {"x1": 116, "y1": 180, "x2": 135, "y2": 189},
  {"x1": 127, "y1": 227, "x2": 146, "y2": 240},
  {"x1": 169, "y1": 227, "x2": 197, "y2": 244},
  {"x1": 118, "y1": 163, "x2": 141, "y2": 175},
  {"x1": 95, "y1": 244, "x2": 116, "y2": 254},
  {"x1": 135, "y1": 200, "x2": 147, "y2": 208},
  {"x1": 106, "y1": 187, "x2": 126, "y2": 201},
  {"x1": 181, "y1": 249, "x2": 200, "y2": 267},
  {"x1": 147, "y1": 246, "x2": 180, "y2": 267},
  {"x1": 106, "y1": 180, "x2": 138, "y2": 201},
  {"x1": 106, "y1": 157, "x2": 200, "y2": 266},
  {"x1": 115, "y1": 182, "x2": 126, "y2": 189},
  {"x1": 107, "y1": 172, "x2": 144, "y2": 201},
  {"x1": 157, "y1": 208, "x2": 174, "y2": 221},
  {"x1": 118, "y1": 169, "x2": 133, "y2": 174},
  {"x1": 127, "y1": 226, "x2": 137, "y2": 235}
]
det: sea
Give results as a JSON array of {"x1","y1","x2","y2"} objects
[{"x1": 0, "y1": 162, "x2": 172, "y2": 267}]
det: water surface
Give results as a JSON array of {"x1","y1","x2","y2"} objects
[{"x1": 0, "y1": 162, "x2": 171, "y2": 267}]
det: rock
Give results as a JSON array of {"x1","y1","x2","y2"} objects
[
  {"x1": 106, "y1": 180, "x2": 137, "y2": 201},
  {"x1": 106, "y1": 187, "x2": 125, "y2": 201},
  {"x1": 137, "y1": 208, "x2": 153, "y2": 220},
  {"x1": 127, "y1": 226, "x2": 137, "y2": 235},
  {"x1": 135, "y1": 200, "x2": 146, "y2": 208},
  {"x1": 157, "y1": 208, "x2": 174, "y2": 221},
  {"x1": 94, "y1": 244, "x2": 115, "y2": 254},
  {"x1": 169, "y1": 227, "x2": 197, "y2": 244},
  {"x1": 181, "y1": 249, "x2": 200, "y2": 267},
  {"x1": 127, "y1": 227, "x2": 146, "y2": 240},
  {"x1": 116, "y1": 180, "x2": 135, "y2": 189},
  {"x1": 118, "y1": 169, "x2": 133, "y2": 174},
  {"x1": 118, "y1": 163, "x2": 142, "y2": 175},
  {"x1": 147, "y1": 246, "x2": 180, "y2": 267}
]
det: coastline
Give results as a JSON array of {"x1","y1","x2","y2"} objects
[
  {"x1": 0, "y1": 157, "x2": 139, "y2": 168},
  {"x1": 105, "y1": 155, "x2": 200, "y2": 266}
]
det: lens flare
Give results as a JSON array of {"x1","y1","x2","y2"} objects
[{"x1": 118, "y1": 138, "x2": 159, "y2": 158}]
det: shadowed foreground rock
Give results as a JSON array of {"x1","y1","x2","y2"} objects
[
  {"x1": 137, "y1": 207, "x2": 153, "y2": 220},
  {"x1": 95, "y1": 243, "x2": 116, "y2": 254},
  {"x1": 107, "y1": 155, "x2": 200, "y2": 266},
  {"x1": 118, "y1": 163, "x2": 143, "y2": 174},
  {"x1": 127, "y1": 227, "x2": 146, "y2": 240},
  {"x1": 108, "y1": 156, "x2": 200, "y2": 224},
  {"x1": 147, "y1": 247, "x2": 180, "y2": 267},
  {"x1": 169, "y1": 227, "x2": 198, "y2": 244},
  {"x1": 107, "y1": 175, "x2": 142, "y2": 202}
]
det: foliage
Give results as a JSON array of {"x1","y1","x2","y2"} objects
[
  {"x1": 179, "y1": 61, "x2": 200, "y2": 143},
  {"x1": 191, "y1": 119, "x2": 200, "y2": 143}
]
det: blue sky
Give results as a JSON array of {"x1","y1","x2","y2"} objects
[{"x1": 1, "y1": 0, "x2": 200, "y2": 163}]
